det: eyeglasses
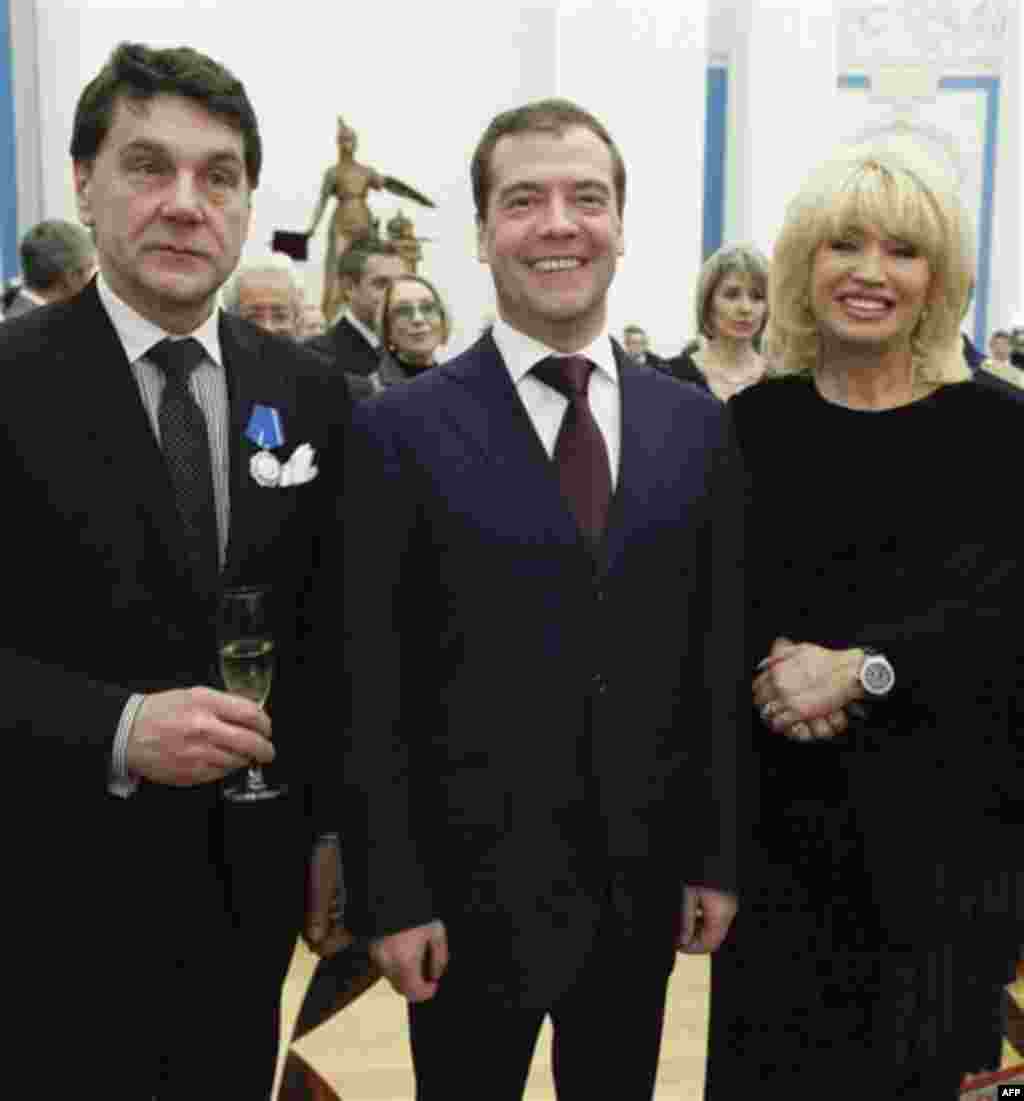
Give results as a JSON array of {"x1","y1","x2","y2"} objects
[{"x1": 391, "y1": 301, "x2": 441, "y2": 324}]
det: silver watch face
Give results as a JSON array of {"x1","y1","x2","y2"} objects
[{"x1": 861, "y1": 655, "x2": 895, "y2": 696}]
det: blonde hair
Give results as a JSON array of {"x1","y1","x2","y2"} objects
[
  {"x1": 695, "y1": 243, "x2": 770, "y2": 339},
  {"x1": 767, "y1": 139, "x2": 974, "y2": 384}
]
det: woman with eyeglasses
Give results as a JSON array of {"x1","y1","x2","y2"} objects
[{"x1": 373, "y1": 274, "x2": 450, "y2": 391}]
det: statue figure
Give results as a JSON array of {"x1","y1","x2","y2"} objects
[
  {"x1": 307, "y1": 117, "x2": 436, "y2": 318},
  {"x1": 386, "y1": 209, "x2": 432, "y2": 274}
]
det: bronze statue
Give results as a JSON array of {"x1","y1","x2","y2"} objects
[
  {"x1": 307, "y1": 117, "x2": 436, "y2": 318},
  {"x1": 386, "y1": 208, "x2": 433, "y2": 275}
]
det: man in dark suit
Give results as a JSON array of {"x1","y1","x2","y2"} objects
[
  {"x1": 332, "y1": 99, "x2": 745, "y2": 1099},
  {"x1": 2, "y1": 218, "x2": 95, "y2": 318},
  {"x1": 622, "y1": 322, "x2": 668, "y2": 370},
  {"x1": 305, "y1": 241, "x2": 409, "y2": 376},
  {"x1": 4, "y1": 43, "x2": 347, "y2": 1099}
]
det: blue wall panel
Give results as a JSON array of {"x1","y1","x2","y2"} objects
[
  {"x1": 0, "y1": 0, "x2": 17, "y2": 281},
  {"x1": 702, "y1": 65, "x2": 728, "y2": 262}
]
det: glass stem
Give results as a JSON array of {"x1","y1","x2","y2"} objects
[{"x1": 246, "y1": 766, "x2": 268, "y2": 793}]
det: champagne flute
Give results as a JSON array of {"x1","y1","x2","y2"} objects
[{"x1": 218, "y1": 586, "x2": 282, "y2": 802}]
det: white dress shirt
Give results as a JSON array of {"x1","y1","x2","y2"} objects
[{"x1": 490, "y1": 316, "x2": 621, "y2": 488}]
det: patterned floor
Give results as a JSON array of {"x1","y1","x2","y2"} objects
[
  {"x1": 960, "y1": 975, "x2": 1024, "y2": 1098},
  {"x1": 274, "y1": 946, "x2": 1024, "y2": 1100}
]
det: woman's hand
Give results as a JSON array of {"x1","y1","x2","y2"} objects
[{"x1": 753, "y1": 637, "x2": 865, "y2": 741}]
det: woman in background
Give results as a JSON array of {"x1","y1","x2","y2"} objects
[
  {"x1": 374, "y1": 274, "x2": 449, "y2": 390},
  {"x1": 669, "y1": 244, "x2": 768, "y2": 400},
  {"x1": 705, "y1": 141, "x2": 1023, "y2": 1099}
]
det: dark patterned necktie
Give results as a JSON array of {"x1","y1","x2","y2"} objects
[
  {"x1": 148, "y1": 338, "x2": 219, "y2": 591},
  {"x1": 532, "y1": 356, "x2": 612, "y2": 541}
]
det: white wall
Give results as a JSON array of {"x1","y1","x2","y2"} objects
[
  {"x1": 34, "y1": 0, "x2": 1017, "y2": 349},
  {"x1": 556, "y1": 1, "x2": 708, "y2": 355},
  {"x1": 985, "y1": 11, "x2": 1019, "y2": 337},
  {"x1": 32, "y1": 0, "x2": 707, "y2": 357},
  {"x1": 37, "y1": 0, "x2": 564, "y2": 353},
  {"x1": 725, "y1": 0, "x2": 838, "y2": 256}
]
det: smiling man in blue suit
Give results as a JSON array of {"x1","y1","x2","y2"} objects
[{"x1": 335, "y1": 99, "x2": 746, "y2": 1100}]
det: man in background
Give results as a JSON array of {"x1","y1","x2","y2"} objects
[
  {"x1": 223, "y1": 252, "x2": 304, "y2": 337},
  {"x1": 299, "y1": 301, "x2": 327, "y2": 340},
  {"x1": 306, "y1": 240, "x2": 408, "y2": 375},
  {"x1": 622, "y1": 322, "x2": 668, "y2": 370},
  {"x1": 3, "y1": 218, "x2": 95, "y2": 318},
  {"x1": 979, "y1": 329, "x2": 1024, "y2": 390}
]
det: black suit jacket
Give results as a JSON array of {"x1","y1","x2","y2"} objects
[
  {"x1": 643, "y1": 350, "x2": 671, "y2": 372},
  {"x1": 3, "y1": 279, "x2": 349, "y2": 1091},
  {"x1": 307, "y1": 314, "x2": 381, "y2": 377},
  {"x1": 2, "y1": 288, "x2": 37, "y2": 318},
  {"x1": 333, "y1": 333, "x2": 746, "y2": 1008}
]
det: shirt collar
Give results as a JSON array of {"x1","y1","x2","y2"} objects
[
  {"x1": 96, "y1": 272, "x2": 224, "y2": 367},
  {"x1": 20, "y1": 287, "x2": 47, "y2": 307},
  {"x1": 343, "y1": 308, "x2": 380, "y2": 349},
  {"x1": 490, "y1": 315, "x2": 619, "y2": 387}
]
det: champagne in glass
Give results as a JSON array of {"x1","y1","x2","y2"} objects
[
  {"x1": 218, "y1": 586, "x2": 282, "y2": 802},
  {"x1": 219, "y1": 637, "x2": 275, "y2": 706}
]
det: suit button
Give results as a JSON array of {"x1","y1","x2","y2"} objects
[
  {"x1": 592, "y1": 673, "x2": 607, "y2": 694},
  {"x1": 595, "y1": 588, "x2": 605, "y2": 603}
]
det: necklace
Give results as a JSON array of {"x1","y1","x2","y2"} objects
[{"x1": 698, "y1": 352, "x2": 764, "y2": 400}]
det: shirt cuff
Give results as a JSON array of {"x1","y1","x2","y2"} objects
[{"x1": 108, "y1": 693, "x2": 145, "y2": 798}]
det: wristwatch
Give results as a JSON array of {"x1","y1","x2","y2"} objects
[{"x1": 858, "y1": 648, "x2": 895, "y2": 698}]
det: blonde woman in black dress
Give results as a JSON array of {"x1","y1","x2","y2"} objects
[{"x1": 705, "y1": 140, "x2": 1023, "y2": 1099}]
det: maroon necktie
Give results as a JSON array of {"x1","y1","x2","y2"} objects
[{"x1": 532, "y1": 356, "x2": 612, "y2": 541}]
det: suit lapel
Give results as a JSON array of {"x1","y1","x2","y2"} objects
[
  {"x1": 440, "y1": 334, "x2": 549, "y2": 468},
  {"x1": 441, "y1": 334, "x2": 583, "y2": 548},
  {"x1": 64, "y1": 281, "x2": 197, "y2": 591},
  {"x1": 601, "y1": 350, "x2": 663, "y2": 575},
  {"x1": 220, "y1": 314, "x2": 297, "y2": 579},
  {"x1": 338, "y1": 317, "x2": 370, "y2": 354}
]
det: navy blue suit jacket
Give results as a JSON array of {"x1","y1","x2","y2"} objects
[{"x1": 335, "y1": 332, "x2": 746, "y2": 1006}]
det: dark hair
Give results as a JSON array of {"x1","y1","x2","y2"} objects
[
  {"x1": 990, "y1": 330, "x2": 1011, "y2": 342},
  {"x1": 471, "y1": 98, "x2": 626, "y2": 221},
  {"x1": 337, "y1": 241, "x2": 402, "y2": 283},
  {"x1": 379, "y1": 274, "x2": 451, "y2": 349},
  {"x1": 20, "y1": 220, "x2": 94, "y2": 291},
  {"x1": 70, "y1": 42, "x2": 262, "y2": 187}
]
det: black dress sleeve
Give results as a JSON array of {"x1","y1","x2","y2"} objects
[{"x1": 665, "y1": 351, "x2": 711, "y2": 391}]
